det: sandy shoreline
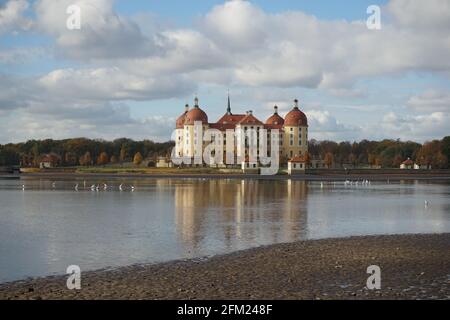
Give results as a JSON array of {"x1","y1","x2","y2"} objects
[{"x1": 0, "y1": 234, "x2": 449, "y2": 300}]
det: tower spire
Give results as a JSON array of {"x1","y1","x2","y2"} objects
[
  {"x1": 194, "y1": 96, "x2": 199, "y2": 107},
  {"x1": 227, "y1": 90, "x2": 231, "y2": 115}
]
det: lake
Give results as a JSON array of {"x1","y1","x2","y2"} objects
[{"x1": 0, "y1": 177, "x2": 449, "y2": 283}]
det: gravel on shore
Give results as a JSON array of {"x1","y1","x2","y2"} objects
[{"x1": 0, "y1": 234, "x2": 449, "y2": 300}]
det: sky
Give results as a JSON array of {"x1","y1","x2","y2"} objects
[{"x1": 0, "y1": 0, "x2": 449, "y2": 144}]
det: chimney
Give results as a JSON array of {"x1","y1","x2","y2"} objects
[
  {"x1": 294, "y1": 99, "x2": 299, "y2": 109},
  {"x1": 194, "y1": 97, "x2": 199, "y2": 107},
  {"x1": 274, "y1": 105, "x2": 278, "y2": 114}
]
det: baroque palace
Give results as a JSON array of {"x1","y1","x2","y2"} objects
[{"x1": 173, "y1": 96, "x2": 309, "y2": 169}]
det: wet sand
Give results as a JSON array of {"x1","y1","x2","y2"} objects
[{"x1": 0, "y1": 234, "x2": 449, "y2": 300}]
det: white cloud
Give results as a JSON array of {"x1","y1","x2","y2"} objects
[
  {"x1": 0, "y1": 0, "x2": 33, "y2": 34},
  {"x1": 0, "y1": 101, "x2": 175, "y2": 143},
  {"x1": 122, "y1": 29, "x2": 229, "y2": 76},
  {"x1": 0, "y1": 46, "x2": 47, "y2": 63},
  {"x1": 2, "y1": 0, "x2": 450, "y2": 143},
  {"x1": 200, "y1": 0, "x2": 267, "y2": 51},
  {"x1": 37, "y1": 67, "x2": 195, "y2": 101},
  {"x1": 192, "y1": 0, "x2": 450, "y2": 89},
  {"x1": 35, "y1": 0, "x2": 163, "y2": 60},
  {"x1": 386, "y1": 0, "x2": 450, "y2": 31},
  {"x1": 407, "y1": 90, "x2": 450, "y2": 112},
  {"x1": 306, "y1": 110, "x2": 358, "y2": 140},
  {"x1": 378, "y1": 111, "x2": 449, "y2": 141}
]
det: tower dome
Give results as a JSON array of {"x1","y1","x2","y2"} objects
[
  {"x1": 284, "y1": 99, "x2": 308, "y2": 126},
  {"x1": 184, "y1": 97, "x2": 208, "y2": 125},
  {"x1": 176, "y1": 104, "x2": 189, "y2": 129},
  {"x1": 265, "y1": 105, "x2": 284, "y2": 126}
]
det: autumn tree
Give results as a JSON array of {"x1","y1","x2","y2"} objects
[
  {"x1": 97, "y1": 152, "x2": 109, "y2": 165},
  {"x1": 133, "y1": 152, "x2": 143, "y2": 165},
  {"x1": 368, "y1": 153, "x2": 377, "y2": 167},
  {"x1": 110, "y1": 155, "x2": 118, "y2": 164},
  {"x1": 324, "y1": 152, "x2": 333, "y2": 168},
  {"x1": 64, "y1": 152, "x2": 77, "y2": 166},
  {"x1": 304, "y1": 151, "x2": 311, "y2": 167},
  {"x1": 119, "y1": 145, "x2": 128, "y2": 163},
  {"x1": 79, "y1": 151, "x2": 92, "y2": 166},
  {"x1": 393, "y1": 154, "x2": 403, "y2": 168}
]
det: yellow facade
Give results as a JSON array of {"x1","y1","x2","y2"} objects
[{"x1": 174, "y1": 98, "x2": 308, "y2": 166}]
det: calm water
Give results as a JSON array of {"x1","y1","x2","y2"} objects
[{"x1": 0, "y1": 177, "x2": 449, "y2": 283}]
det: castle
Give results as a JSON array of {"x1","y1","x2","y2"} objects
[{"x1": 173, "y1": 96, "x2": 309, "y2": 168}]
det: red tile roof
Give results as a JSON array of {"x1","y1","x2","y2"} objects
[
  {"x1": 238, "y1": 113, "x2": 263, "y2": 125},
  {"x1": 288, "y1": 156, "x2": 306, "y2": 163},
  {"x1": 402, "y1": 159, "x2": 414, "y2": 165}
]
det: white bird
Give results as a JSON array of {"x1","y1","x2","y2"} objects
[
  {"x1": 90, "y1": 184, "x2": 96, "y2": 191},
  {"x1": 83, "y1": 180, "x2": 86, "y2": 188},
  {"x1": 119, "y1": 184, "x2": 123, "y2": 191},
  {"x1": 103, "y1": 183, "x2": 108, "y2": 190},
  {"x1": 424, "y1": 200, "x2": 429, "y2": 208},
  {"x1": 131, "y1": 186, "x2": 135, "y2": 192},
  {"x1": 320, "y1": 182, "x2": 324, "y2": 188},
  {"x1": 52, "y1": 182, "x2": 56, "y2": 188},
  {"x1": 75, "y1": 184, "x2": 78, "y2": 191},
  {"x1": 96, "y1": 185, "x2": 100, "y2": 192},
  {"x1": 22, "y1": 184, "x2": 25, "y2": 191}
]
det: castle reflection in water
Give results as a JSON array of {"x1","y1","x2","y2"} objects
[{"x1": 164, "y1": 179, "x2": 309, "y2": 253}]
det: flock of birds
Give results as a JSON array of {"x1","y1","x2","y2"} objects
[
  {"x1": 317, "y1": 179, "x2": 430, "y2": 209},
  {"x1": 22, "y1": 181, "x2": 135, "y2": 192},
  {"x1": 19, "y1": 178, "x2": 430, "y2": 208},
  {"x1": 318, "y1": 179, "x2": 372, "y2": 189}
]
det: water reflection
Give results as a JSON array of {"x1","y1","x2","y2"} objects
[
  {"x1": 0, "y1": 177, "x2": 448, "y2": 283},
  {"x1": 174, "y1": 180, "x2": 308, "y2": 253}
]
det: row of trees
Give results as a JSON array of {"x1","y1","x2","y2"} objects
[
  {"x1": 1, "y1": 136, "x2": 449, "y2": 169},
  {"x1": 308, "y1": 137, "x2": 450, "y2": 169},
  {"x1": 0, "y1": 138, "x2": 174, "y2": 167}
]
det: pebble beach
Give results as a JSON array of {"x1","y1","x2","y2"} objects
[{"x1": 0, "y1": 234, "x2": 449, "y2": 300}]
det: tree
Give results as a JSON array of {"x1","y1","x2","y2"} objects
[
  {"x1": 393, "y1": 154, "x2": 403, "y2": 168},
  {"x1": 324, "y1": 152, "x2": 333, "y2": 168},
  {"x1": 133, "y1": 152, "x2": 143, "y2": 165},
  {"x1": 119, "y1": 145, "x2": 128, "y2": 163},
  {"x1": 64, "y1": 152, "x2": 77, "y2": 166},
  {"x1": 97, "y1": 152, "x2": 109, "y2": 165},
  {"x1": 79, "y1": 151, "x2": 92, "y2": 166},
  {"x1": 110, "y1": 155, "x2": 118, "y2": 164},
  {"x1": 442, "y1": 136, "x2": 450, "y2": 168},
  {"x1": 304, "y1": 151, "x2": 311, "y2": 167},
  {"x1": 368, "y1": 153, "x2": 377, "y2": 167}
]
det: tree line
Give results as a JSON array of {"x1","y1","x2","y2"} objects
[
  {"x1": 0, "y1": 136, "x2": 449, "y2": 169},
  {"x1": 308, "y1": 137, "x2": 450, "y2": 169},
  {"x1": 0, "y1": 138, "x2": 175, "y2": 167}
]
